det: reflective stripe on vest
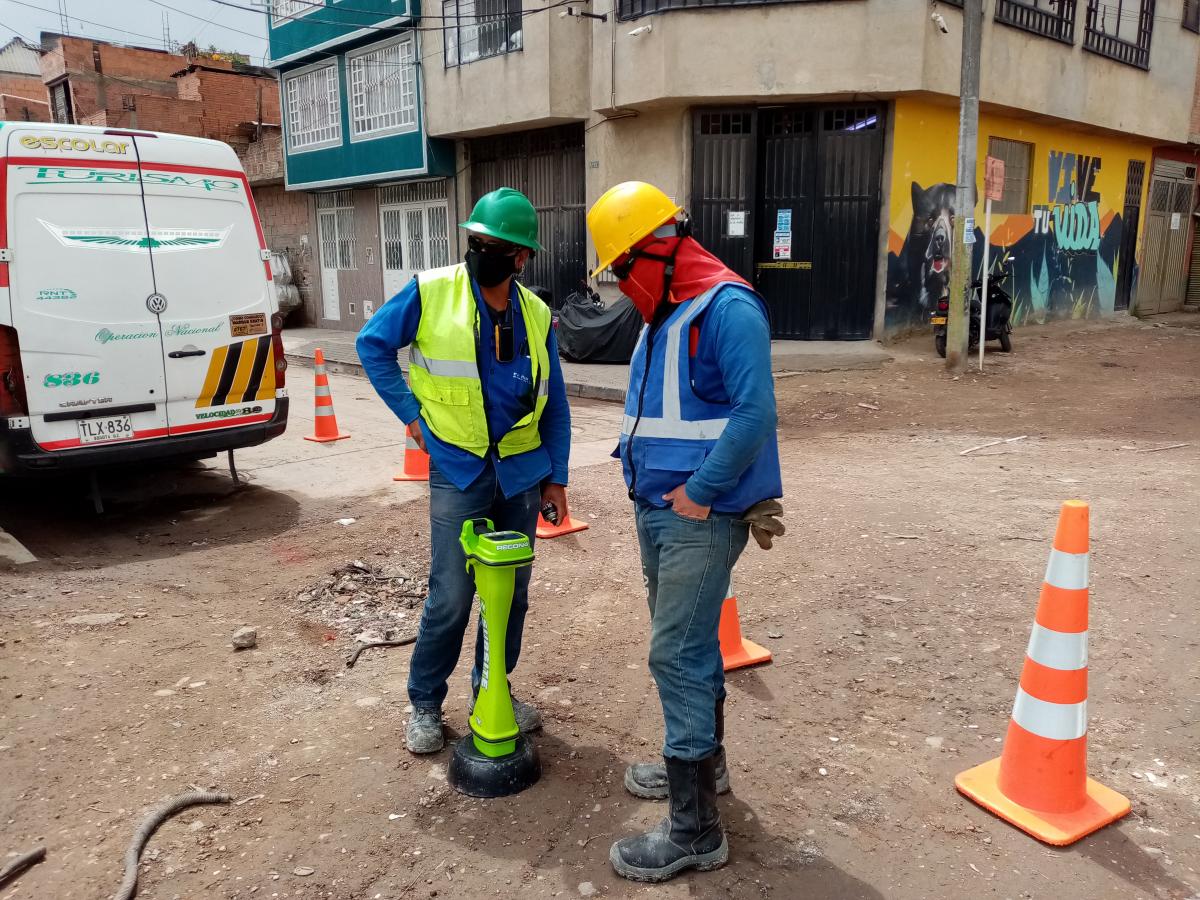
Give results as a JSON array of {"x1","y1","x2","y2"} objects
[
  {"x1": 620, "y1": 287, "x2": 728, "y2": 441},
  {"x1": 411, "y1": 264, "x2": 552, "y2": 458}
]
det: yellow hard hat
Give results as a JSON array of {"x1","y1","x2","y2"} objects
[{"x1": 587, "y1": 181, "x2": 682, "y2": 278}]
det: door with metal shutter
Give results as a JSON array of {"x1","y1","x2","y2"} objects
[{"x1": 469, "y1": 124, "x2": 586, "y2": 307}]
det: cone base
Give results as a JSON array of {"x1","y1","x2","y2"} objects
[
  {"x1": 303, "y1": 433, "x2": 351, "y2": 443},
  {"x1": 955, "y1": 756, "x2": 1130, "y2": 846},
  {"x1": 721, "y1": 636, "x2": 772, "y2": 672},
  {"x1": 535, "y1": 516, "x2": 589, "y2": 539},
  {"x1": 392, "y1": 472, "x2": 428, "y2": 482},
  {"x1": 448, "y1": 732, "x2": 540, "y2": 798}
]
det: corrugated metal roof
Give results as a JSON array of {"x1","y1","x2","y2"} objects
[{"x1": 0, "y1": 38, "x2": 42, "y2": 77}]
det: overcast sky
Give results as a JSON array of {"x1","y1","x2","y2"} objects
[{"x1": 2, "y1": 0, "x2": 271, "y2": 66}]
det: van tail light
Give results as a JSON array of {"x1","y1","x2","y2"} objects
[
  {"x1": 271, "y1": 312, "x2": 287, "y2": 390},
  {"x1": 0, "y1": 327, "x2": 30, "y2": 417}
]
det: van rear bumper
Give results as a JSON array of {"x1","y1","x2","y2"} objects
[{"x1": 1, "y1": 399, "x2": 288, "y2": 473}]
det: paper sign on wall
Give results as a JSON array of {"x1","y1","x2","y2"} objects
[
  {"x1": 1171, "y1": 212, "x2": 1182, "y2": 231},
  {"x1": 985, "y1": 156, "x2": 1006, "y2": 202},
  {"x1": 963, "y1": 217, "x2": 976, "y2": 244},
  {"x1": 776, "y1": 209, "x2": 793, "y2": 232},
  {"x1": 728, "y1": 211, "x2": 747, "y2": 237},
  {"x1": 773, "y1": 231, "x2": 791, "y2": 260}
]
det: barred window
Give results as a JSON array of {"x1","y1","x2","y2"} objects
[
  {"x1": 284, "y1": 64, "x2": 342, "y2": 153},
  {"x1": 272, "y1": 0, "x2": 321, "y2": 25},
  {"x1": 444, "y1": 0, "x2": 523, "y2": 67},
  {"x1": 1084, "y1": 0, "x2": 1155, "y2": 69},
  {"x1": 987, "y1": 137, "x2": 1034, "y2": 215},
  {"x1": 348, "y1": 36, "x2": 417, "y2": 140},
  {"x1": 316, "y1": 191, "x2": 357, "y2": 270}
]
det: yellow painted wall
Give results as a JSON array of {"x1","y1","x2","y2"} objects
[{"x1": 885, "y1": 97, "x2": 1154, "y2": 334}]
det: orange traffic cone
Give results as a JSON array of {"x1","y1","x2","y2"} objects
[
  {"x1": 719, "y1": 581, "x2": 772, "y2": 671},
  {"x1": 393, "y1": 423, "x2": 429, "y2": 482},
  {"x1": 303, "y1": 349, "x2": 350, "y2": 443},
  {"x1": 956, "y1": 500, "x2": 1129, "y2": 846},
  {"x1": 535, "y1": 509, "x2": 589, "y2": 539}
]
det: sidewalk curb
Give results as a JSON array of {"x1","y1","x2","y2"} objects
[
  {"x1": 0, "y1": 528, "x2": 37, "y2": 566},
  {"x1": 285, "y1": 352, "x2": 629, "y2": 403}
]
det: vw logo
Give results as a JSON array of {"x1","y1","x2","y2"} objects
[{"x1": 146, "y1": 293, "x2": 168, "y2": 314}]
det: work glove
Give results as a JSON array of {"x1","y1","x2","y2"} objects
[{"x1": 741, "y1": 499, "x2": 785, "y2": 550}]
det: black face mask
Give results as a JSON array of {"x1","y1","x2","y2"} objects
[{"x1": 465, "y1": 247, "x2": 518, "y2": 288}]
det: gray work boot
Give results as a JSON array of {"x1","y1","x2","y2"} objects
[
  {"x1": 470, "y1": 691, "x2": 544, "y2": 734},
  {"x1": 626, "y1": 698, "x2": 728, "y2": 799},
  {"x1": 513, "y1": 697, "x2": 544, "y2": 733},
  {"x1": 610, "y1": 754, "x2": 728, "y2": 883},
  {"x1": 626, "y1": 746, "x2": 730, "y2": 799},
  {"x1": 405, "y1": 707, "x2": 445, "y2": 754}
]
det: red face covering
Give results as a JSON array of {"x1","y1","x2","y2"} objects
[{"x1": 617, "y1": 236, "x2": 750, "y2": 323}]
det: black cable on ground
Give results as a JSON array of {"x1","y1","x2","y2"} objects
[
  {"x1": 113, "y1": 791, "x2": 231, "y2": 900},
  {"x1": 346, "y1": 634, "x2": 418, "y2": 669},
  {"x1": 0, "y1": 846, "x2": 46, "y2": 888}
]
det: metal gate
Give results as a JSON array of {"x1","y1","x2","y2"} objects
[
  {"x1": 1115, "y1": 160, "x2": 1145, "y2": 311},
  {"x1": 378, "y1": 181, "x2": 450, "y2": 305},
  {"x1": 469, "y1": 124, "x2": 586, "y2": 306},
  {"x1": 1137, "y1": 161, "x2": 1196, "y2": 316},
  {"x1": 691, "y1": 104, "x2": 884, "y2": 340}
]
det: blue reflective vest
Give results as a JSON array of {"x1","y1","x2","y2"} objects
[{"x1": 619, "y1": 284, "x2": 783, "y2": 514}]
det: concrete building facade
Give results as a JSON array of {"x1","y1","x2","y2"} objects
[
  {"x1": 416, "y1": 0, "x2": 1199, "y2": 340},
  {"x1": 268, "y1": 0, "x2": 456, "y2": 330}
]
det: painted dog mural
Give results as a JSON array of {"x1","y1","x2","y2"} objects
[{"x1": 884, "y1": 100, "x2": 1147, "y2": 337}]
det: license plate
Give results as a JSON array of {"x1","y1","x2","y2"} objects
[
  {"x1": 78, "y1": 415, "x2": 134, "y2": 444},
  {"x1": 930, "y1": 316, "x2": 947, "y2": 325}
]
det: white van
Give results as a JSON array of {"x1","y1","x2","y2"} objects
[{"x1": 0, "y1": 123, "x2": 288, "y2": 474}]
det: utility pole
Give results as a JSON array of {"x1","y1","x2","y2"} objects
[{"x1": 946, "y1": 0, "x2": 984, "y2": 373}]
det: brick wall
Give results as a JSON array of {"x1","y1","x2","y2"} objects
[
  {"x1": 0, "y1": 72, "x2": 48, "y2": 104},
  {"x1": 37, "y1": 34, "x2": 251, "y2": 131},
  {"x1": 241, "y1": 128, "x2": 285, "y2": 184},
  {"x1": 0, "y1": 94, "x2": 51, "y2": 121},
  {"x1": 129, "y1": 93, "x2": 203, "y2": 135},
  {"x1": 253, "y1": 184, "x2": 318, "y2": 323},
  {"x1": 1192, "y1": 53, "x2": 1200, "y2": 140}
]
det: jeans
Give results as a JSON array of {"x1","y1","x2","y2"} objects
[
  {"x1": 635, "y1": 503, "x2": 750, "y2": 761},
  {"x1": 407, "y1": 460, "x2": 541, "y2": 711}
]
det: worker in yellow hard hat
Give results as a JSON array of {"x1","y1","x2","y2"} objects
[{"x1": 587, "y1": 182, "x2": 784, "y2": 883}]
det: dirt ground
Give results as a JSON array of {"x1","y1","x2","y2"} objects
[{"x1": 2, "y1": 314, "x2": 1198, "y2": 900}]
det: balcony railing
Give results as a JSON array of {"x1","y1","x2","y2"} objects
[
  {"x1": 994, "y1": 0, "x2": 1077, "y2": 44},
  {"x1": 1083, "y1": 0, "x2": 1155, "y2": 70}
]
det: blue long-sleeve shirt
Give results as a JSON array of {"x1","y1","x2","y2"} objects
[
  {"x1": 664, "y1": 285, "x2": 777, "y2": 508},
  {"x1": 356, "y1": 274, "x2": 571, "y2": 498}
]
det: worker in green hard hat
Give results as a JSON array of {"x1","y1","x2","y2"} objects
[{"x1": 357, "y1": 187, "x2": 572, "y2": 755}]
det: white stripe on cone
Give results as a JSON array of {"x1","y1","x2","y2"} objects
[
  {"x1": 1011, "y1": 687, "x2": 1087, "y2": 741},
  {"x1": 1044, "y1": 549, "x2": 1089, "y2": 591},
  {"x1": 1026, "y1": 623, "x2": 1088, "y2": 671}
]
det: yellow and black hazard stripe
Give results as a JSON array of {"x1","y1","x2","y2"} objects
[{"x1": 195, "y1": 337, "x2": 277, "y2": 408}]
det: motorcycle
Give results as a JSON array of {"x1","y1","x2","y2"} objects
[{"x1": 932, "y1": 252, "x2": 1014, "y2": 359}]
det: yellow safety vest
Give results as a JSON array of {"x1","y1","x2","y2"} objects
[{"x1": 409, "y1": 264, "x2": 551, "y2": 458}]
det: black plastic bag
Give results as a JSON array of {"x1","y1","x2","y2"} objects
[{"x1": 556, "y1": 286, "x2": 643, "y2": 364}]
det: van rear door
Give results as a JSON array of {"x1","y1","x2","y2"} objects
[
  {"x1": 5, "y1": 126, "x2": 169, "y2": 451},
  {"x1": 129, "y1": 133, "x2": 278, "y2": 437}
]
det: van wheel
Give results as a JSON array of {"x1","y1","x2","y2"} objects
[{"x1": 935, "y1": 334, "x2": 947, "y2": 358}]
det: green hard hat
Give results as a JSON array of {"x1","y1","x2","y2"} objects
[{"x1": 460, "y1": 187, "x2": 545, "y2": 252}]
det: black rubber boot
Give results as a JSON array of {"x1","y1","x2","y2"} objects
[
  {"x1": 625, "y1": 699, "x2": 729, "y2": 799},
  {"x1": 610, "y1": 754, "x2": 728, "y2": 883}
]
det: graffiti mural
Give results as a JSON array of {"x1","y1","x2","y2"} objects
[{"x1": 884, "y1": 100, "x2": 1150, "y2": 336}]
